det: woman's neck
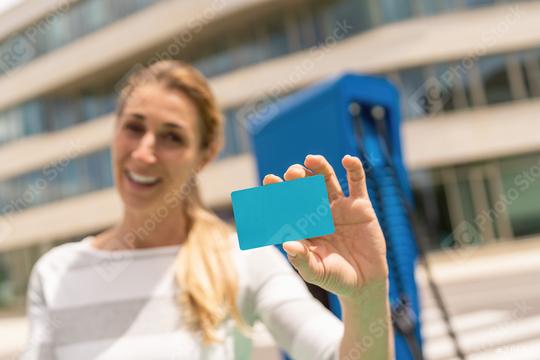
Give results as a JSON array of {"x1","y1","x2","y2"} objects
[{"x1": 93, "y1": 205, "x2": 190, "y2": 250}]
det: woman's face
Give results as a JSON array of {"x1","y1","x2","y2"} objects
[{"x1": 112, "y1": 83, "x2": 205, "y2": 212}]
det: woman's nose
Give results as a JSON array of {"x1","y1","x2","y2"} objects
[{"x1": 131, "y1": 132, "x2": 157, "y2": 164}]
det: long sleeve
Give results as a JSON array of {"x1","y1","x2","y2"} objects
[
  {"x1": 244, "y1": 246, "x2": 344, "y2": 360},
  {"x1": 20, "y1": 263, "x2": 55, "y2": 360}
]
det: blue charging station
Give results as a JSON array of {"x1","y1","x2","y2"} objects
[{"x1": 248, "y1": 73, "x2": 423, "y2": 359}]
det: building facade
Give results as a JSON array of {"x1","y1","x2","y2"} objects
[{"x1": 1, "y1": 0, "x2": 540, "y2": 304}]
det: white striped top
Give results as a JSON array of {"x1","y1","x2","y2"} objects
[{"x1": 21, "y1": 234, "x2": 343, "y2": 360}]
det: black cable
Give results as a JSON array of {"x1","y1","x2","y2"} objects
[
  {"x1": 351, "y1": 102, "x2": 466, "y2": 360},
  {"x1": 350, "y1": 103, "x2": 424, "y2": 360}
]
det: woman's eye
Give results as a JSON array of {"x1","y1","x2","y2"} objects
[
  {"x1": 162, "y1": 133, "x2": 184, "y2": 144},
  {"x1": 124, "y1": 123, "x2": 145, "y2": 133}
]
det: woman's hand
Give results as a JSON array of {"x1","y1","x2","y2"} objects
[{"x1": 263, "y1": 154, "x2": 388, "y2": 301}]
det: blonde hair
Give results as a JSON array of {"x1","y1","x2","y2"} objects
[{"x1": 117, "y1": 61, "x2": 250, "y2": 344}]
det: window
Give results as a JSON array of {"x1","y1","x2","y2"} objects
[
  {"x1": 410, "y1": 170, "x2": 453, "y2": 249},
  {"x1": 478, "y1": 55, "x2": 513, "y2": 105},
  {"x1": 432, "y1": 62, "x2": 471, "y2": 112},
  {"x1": 46, "y1": 98, "x2": 79, "y2": 131},
  {"x1": 465, "y1": 0, "x2": 496, "y2": 8},
  {"x1": 0, "y1": 149, "x2": 114, "y2": 213},
  {"x1": 521, "y1": 49, "x2": 540, "y2": 98},
  {"x1": 81, "y1": 0, "x2": 112, "y2": 34},
  {"x1": 22, "y1": 101, "x2": 44, "y2": 136},
  {"x1": 0, "y1": 35, "x2": 35, "y2": 72},
  {"x1": 47, "y1": 11, "x2": 71, "y2": 50},
  {"x1": 203, "y1": 40, "x2": 235, "y2": 77},
  {"x1": 417, "y1": 0, "x2": 464, "y2": 16},
  {"x1": 0, "y1": 0, "x2": 158, "y2": 73},
  {"x1": 499, "y1": 153, "x2": 540, "y2": 237},
  {"x1": 229, "y1": 31, "x2": 266, "y2": 69},
  {"x1": 296, "y1": 7, "x2": 318, "y2": 49},
  {"x1": 319, "y1": 0, "x2": 373, "y2": 39},
  {"x1": 397, "y1": 67, "x2": 430, "y2": 118},
  {"x1": 378, "y1": 0, "x2": 414, "y2": 23},
  {"x1": 265, "y1": 16, "x2": 290, "y2": 58},
  {"x1": 0, "y1": 109, "x2": 23, "y2": 144}
]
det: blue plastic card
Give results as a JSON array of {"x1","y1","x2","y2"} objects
[{"x1": 231, "y1": 175, "x2": 335, "y2": 250}]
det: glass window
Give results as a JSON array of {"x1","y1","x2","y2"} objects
[
  {"x1": 0, "y1": 148, "x2": 115, "y2": 214},
  {"x1": 416, "y1": 0, "x2": 439, "y2": 16},
  {"x1": 0, "y1": 0, "x2": 513, "y2": 76},
  {"x1": 22, "y1": 100, "x2": 44, "y2": 136},
  {"x1": 89, "y1": 149, "x2": 113, "y2": 189},
  {"x1": 433, "y1": 62, "x2": 471, "y2": 112},
  {"x1": 465, "y1": 0, "x2": 496, "y2": 8},
  {"x1": 455, "y1": 168, "x2": 483, "y2": 245},
  {"x1": 46, "y1": 11, "x2": 71, "y2": 50},
  {"x1": 265, "y1": 16, "x2": 290, "y2": 58},
  {"x1": 81, "y1": 94, "x2": 101, "y2": 121},
  {"x1": 0, "y1": 35, "x2": 36, "y2": 71},
  {"x1": 229, "y1": 34, "x2": 266, "y2": 69},
  {"x1": 46, "y1": 99, "x2": 65, "y2": 131},
  {"x1": 101, "y1": 149, "x2": 114, "y2": 187},
  {"x1": 220, "y1": 107, "x2": 254, "y2": 159},
  {"x1": 80, "y1": 91, "x2": 114, "y2": 121},
  {"x1": 411, "y1": 170, "x2": 452, "y2": 249},
  {"x1": 134, "y1": 0, "x2": 157, "y2": 9},
  {"x1": 111, "y1": 0, "x2": 134, "y2": 18},
  {"x1": 29, "y1": 172, "x2": 47, "y2": 206},
  {"x1": 0, "y1": 109, "x2": 24, "y2": 143},
  {"x1": 309, "y1": 2, "x2": 328, "y2": 45},
  {"x1": 32, "y1": 25, "x2": 49, "y2": 56},
  {"x1": 506, "y1": 53, "x2": 527, "y2": 100},
  {"x1": 69, "y1": 1, "x2": 86, "y2": 41},
  {"x1": 296, "y1": 7, "x2": 318, "y2": 49},
  {"x1": 0, "y1": 0, "x2": 157, "y2": 73},
  {"x1": 0, "y1": 114, "x2": 9, "y2": 144},
  {"x1": 80, "y1": 0, "x2": 112, "y2": 34},
  {"x1": 418, "y1": 0, "x2": 464, "y2": 15},
  {"x1": 397, "y1": 67, "x2": 430, "y2": 119},
  {"x1": 499, "y1": 153, "x2": 540, "y2": 237},
  {"x1": 319, "y1": 0, "x2": 373, "y2": 40},
  {"x1": 478, "y1": 54, "x2": 513, "y2": 105},
  {"x1": 87, "y1": 151, "x2": 103, "y2": 189},
  {"x1": 202, "y1": 40, "x2": 235, "y2": 77},
  {"x1": 521, "y1": 48, "x2": 540, "y2": 98},
  {"x1": 378, "y1": 0, "x2": 414, "y2": 23},
  {"x1": 59, "y1": 157, "x2": 80, "y2": 198}
]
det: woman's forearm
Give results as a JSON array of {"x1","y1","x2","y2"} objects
[{"x1": 338, "y1": 280, "x2": 394, "y2": 360}]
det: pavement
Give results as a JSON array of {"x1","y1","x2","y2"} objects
[
  {"x1": 1, "y1": 237, "x2": 540, "y2": 359},
  {"x1": 418, "y1": 236, "x2": 540, "y2": 360}
]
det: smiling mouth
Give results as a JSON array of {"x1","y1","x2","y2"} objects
[{"x1": 125, "y1": 170, "x2": 162, "y2": 186}]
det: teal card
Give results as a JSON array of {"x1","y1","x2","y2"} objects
[{"x1": 231, "y1": 175, "x2": 335, "y2": 250}]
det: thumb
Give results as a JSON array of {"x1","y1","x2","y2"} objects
[
  {"x1": 282, "y1": 240, "x2": 306, "y2": 258},
  {"x1": 283, "y1": 241, "x2": 317, "y2": 282}
]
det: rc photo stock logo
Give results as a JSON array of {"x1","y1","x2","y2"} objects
[
  {"x1": 236, "y1": 97, "x2": 280, "y2": 136},
  {"x1": 0, "y1": 36, "x2": 36, "y2": 75},
  {"x1": 94, "y1": 251, "x2": 134, "y2": 283},
  {"x1": 114, "y1": 62, "x2": 147, "y2": 96},
  {"x1": 440, "y1": 221, "x2": 483, "y2": 261},
  {"x1": 268, "y1": 223, "x2": 304, "y2": 248},
  {"x1": 268, "y1": 195, "x2": 333, "y2": 247},
  {"x1": 408, "y1": 76, "x2": 453, "y2": 116}
]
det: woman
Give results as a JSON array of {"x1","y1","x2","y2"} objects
[{"x1": 22, "y1": 61, "x2": 392, "y2": 359}]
